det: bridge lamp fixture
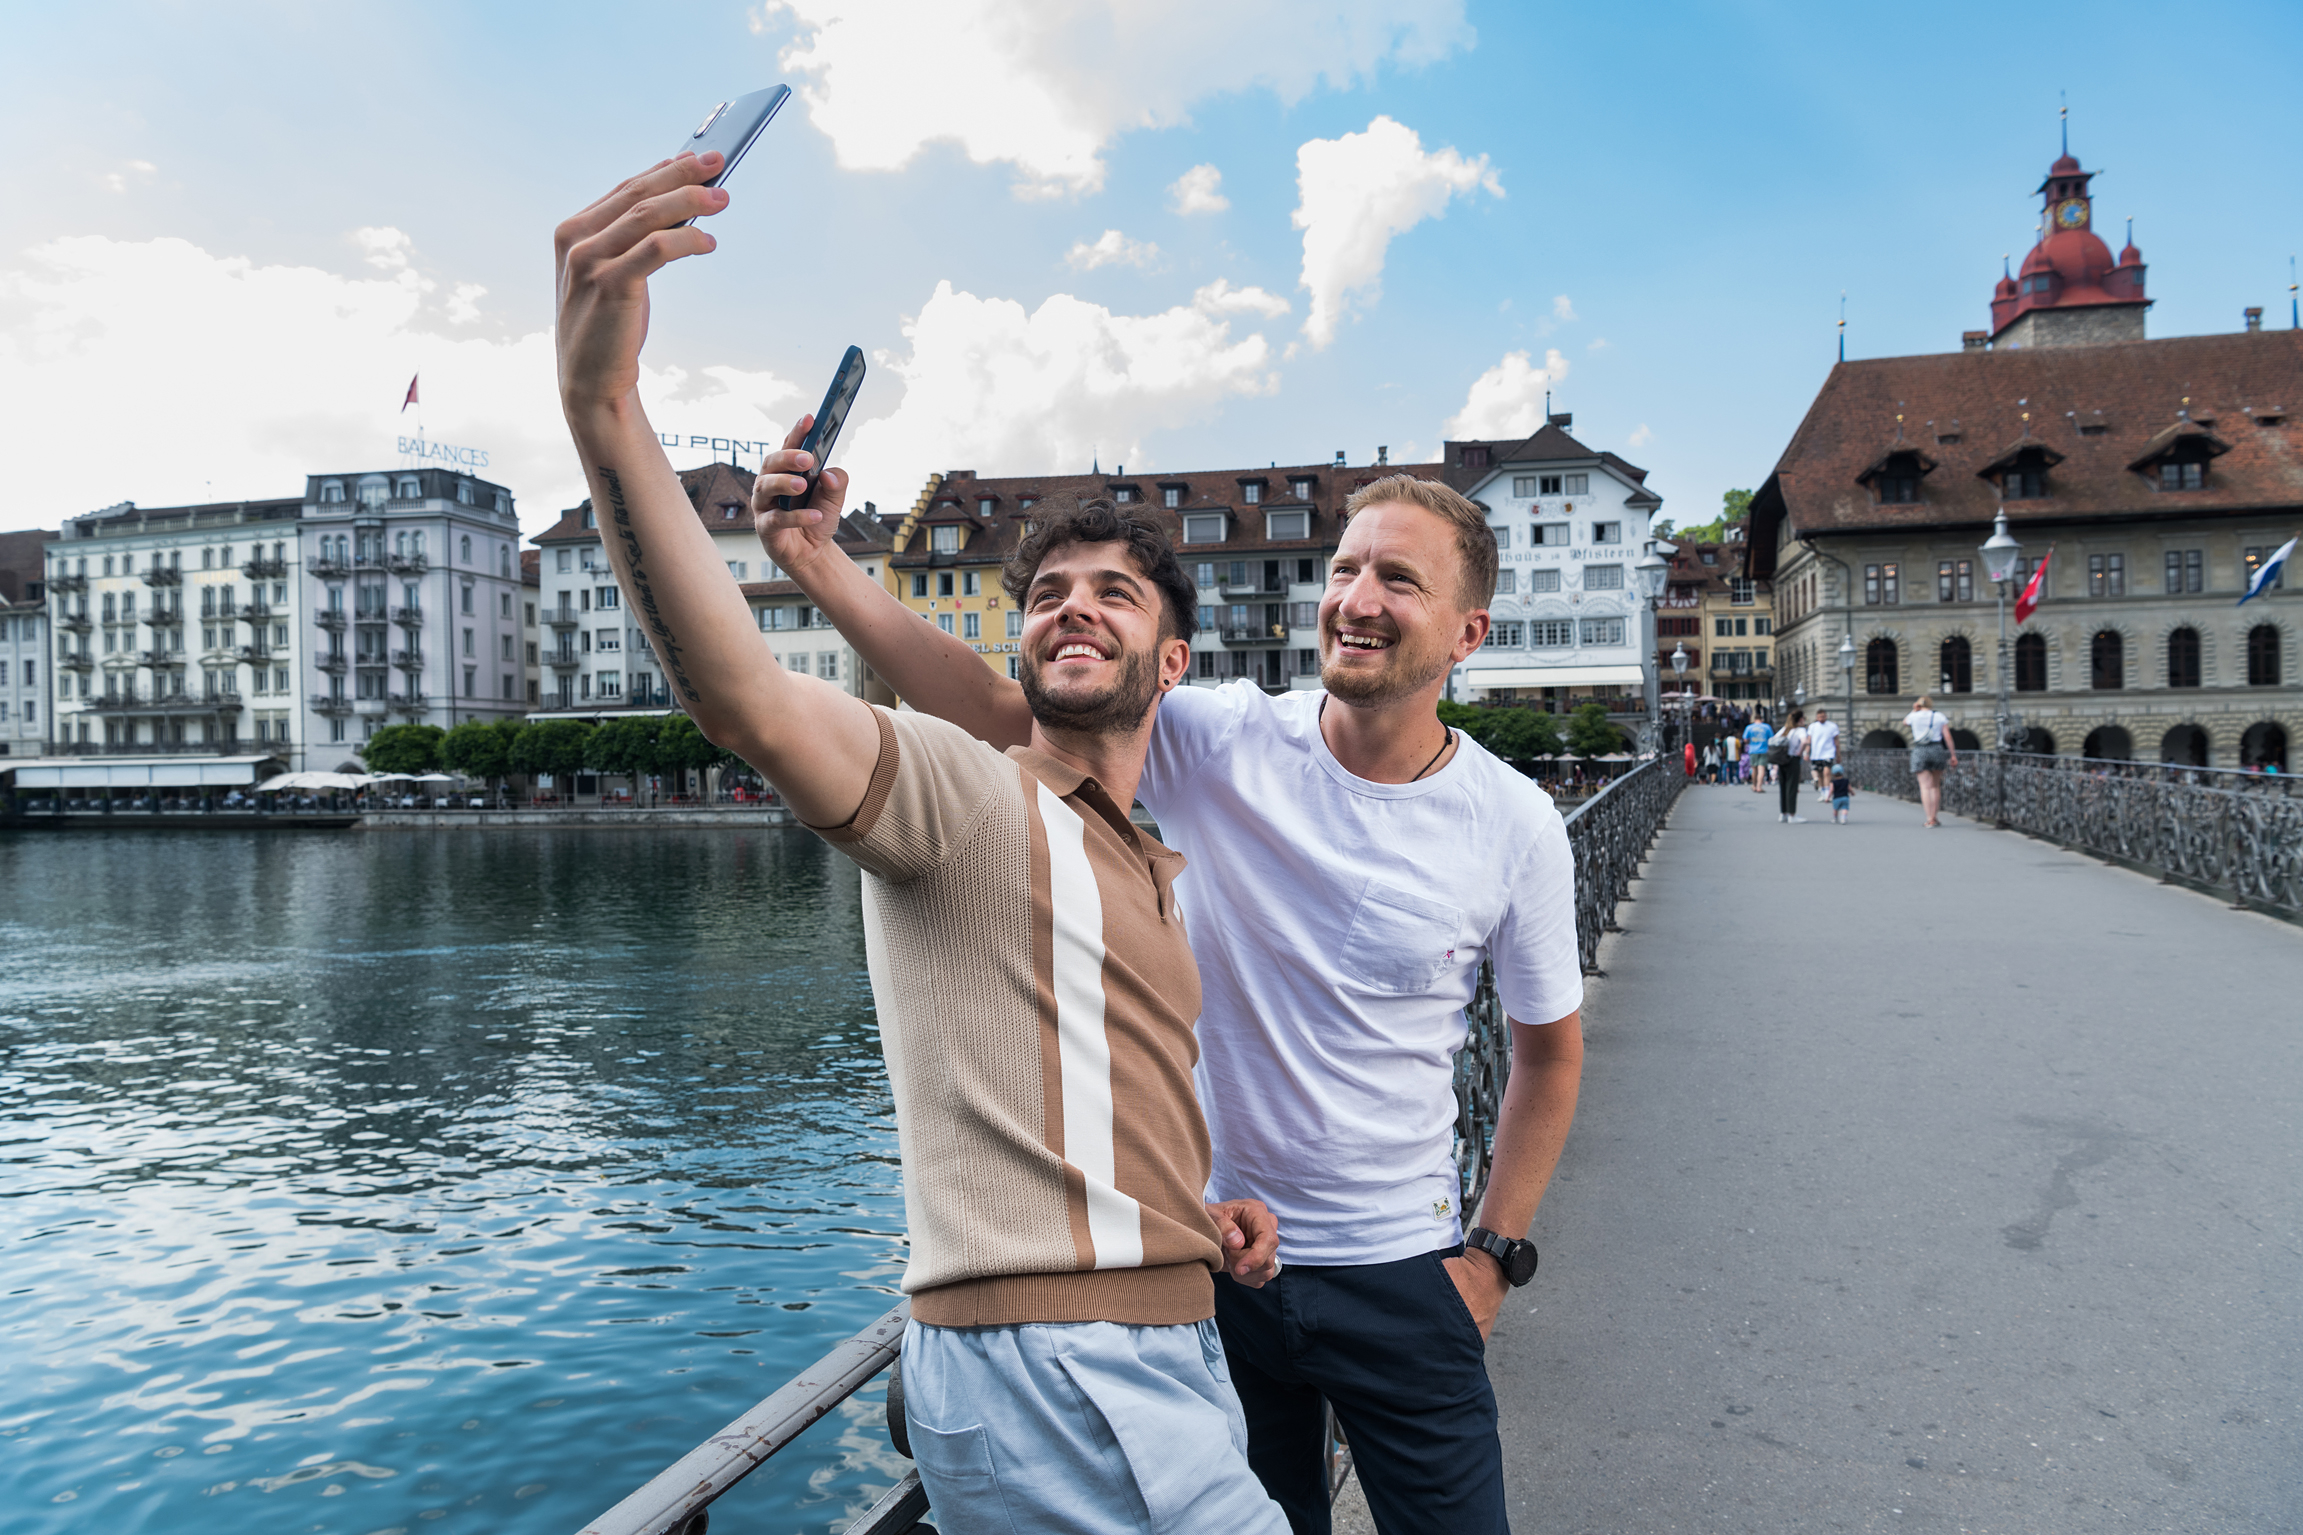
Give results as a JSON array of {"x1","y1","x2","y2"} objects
[
  {"x1": 1632, "y1": 547, "x2": 1671, "y2": 601},
  {"x1": 1980, "y1": 510, "x2": 2022, "y2": 585},
  {"x1": 1670, "y1": 642, "x2": 1688, "y2": 679}
]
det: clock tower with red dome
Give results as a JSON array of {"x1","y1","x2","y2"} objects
[{"x1": 1987, "y1": 150, "x2": 2150, "y2": 349}]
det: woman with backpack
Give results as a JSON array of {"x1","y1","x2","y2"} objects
[
  {"x1": 1904, "y1": 695, "x2": 1958, "y2": 828},
  {"x1": 1773, "y1": 709, "x2": 1811, "y2": 822}
]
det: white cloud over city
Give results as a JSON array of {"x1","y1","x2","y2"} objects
[
  {"x1": 1442, "y1": 348, "x2": 1569, "y2": 441},
  {"x1": 1292, "y1": 115, "x2": 1502, "y2": 349},
  {"x1": 0, "y1": 232, "x2": 796, "y2": 526},
  {"x1": 755, "y1": 0, "x2": 1470, "y2": 197},
  {"x1": 1065, "y1": 229, "x2": 1162, "y2": 270},
  {"x1": 839, "y1": 278, "x2": 1284, "y2": 500}
]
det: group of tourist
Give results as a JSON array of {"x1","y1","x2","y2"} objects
[{"x1": 1685, "y1": 697, "x2": 1964, "y2": 828}]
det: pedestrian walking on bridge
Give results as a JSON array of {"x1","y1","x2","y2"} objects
[
  {"x1": 1774, "y1": 710, "x2": 1810, "y2": 822},
  {"x1": 1904, "y1": 695, "x2": 1957, "y2": 828}
]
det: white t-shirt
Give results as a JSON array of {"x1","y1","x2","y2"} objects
[
  {"x1": 1905, "y1": 709, "x2": 1949, "y2": 744},
  {"x1": 1780, "y1": 725, "x2": 1808, "y2": 758},
  {"x1": 1808, "y1": 719, "x2": 1840, "y2": 759},
  {"x1": 1138, "y1": 683, "x2": 1583, "y2": 1265}
]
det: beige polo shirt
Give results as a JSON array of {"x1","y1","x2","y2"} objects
[{"x1": 814, "y1": 707, "x2": 1222, "y2": 1328}]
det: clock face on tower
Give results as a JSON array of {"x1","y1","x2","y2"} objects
[{"x1": 2055, "y1": 198, "x2": 2089, "y2": 230}]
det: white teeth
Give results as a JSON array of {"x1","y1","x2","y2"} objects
[
  {"x1": 1337, "y1": 633, "x2": 1390, "y2": 650},
  {"x1": 1054, "y1": 643, "x2": 1103, "y2": 661}
]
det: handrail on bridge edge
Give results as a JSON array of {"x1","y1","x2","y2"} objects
[{"x1": 576, "y1": 756, "x2": 1692, "y2": 1534}]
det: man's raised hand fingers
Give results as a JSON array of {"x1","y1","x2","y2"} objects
[{"x1": 555, "y1": 154, "x2": 723, "y2": 259}]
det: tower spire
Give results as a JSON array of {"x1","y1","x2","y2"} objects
[
  {"x1": 2291, "y1": 256, "x2": 2299, "y2": 330},
  {"x1": 1838, "y1": 291, "x2": 1846, "y2": 361},
  {"x1": 2059, "y1": 91, "x2": 2068, "y2": 156}
]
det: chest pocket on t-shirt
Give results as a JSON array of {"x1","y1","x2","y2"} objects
[{"x1": 1339, "y1": 879, "x2": 1467, "y2": 995}]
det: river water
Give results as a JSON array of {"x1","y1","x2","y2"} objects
[{"x1": 1, "y1": 826, "x2": 910, "y2": 1534}]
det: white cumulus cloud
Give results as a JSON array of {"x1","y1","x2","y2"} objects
[
  {"x1": 0, "y1": 234, "x2": 796, "y2": 530},
  {"x1": 1551, "y1": 294, "x2": 1576, "y2": 322},
  {"x1": 1627, "y1": 424, "x2": 1653, "y2": 448},
  {"x1": 755, "y1": 0, "x2": 1470, "y2": 198},
  {"x1": 1442, "y1": 348, "x2": 1568, "y2": 441},
  {"x1": 839, "y1": 279, "x2": 1281, "y2": 502},
  {"x1": 1168, "y1": 163, "x2": 1230, "y2": 215},
  {"x1": 1293, "y1": 115, "x2": 1501, "y2": 349},
  {"x1": 1065, "y1": 229, "x2": 1162, "y2": 270},
  {"x1": 1191, "y1": 278, "x2": 1291, "y2": 318}
]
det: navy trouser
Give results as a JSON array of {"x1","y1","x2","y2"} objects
[{"x1": 1214, "y1": 1246, "x2": 1507, "y2": 1535}]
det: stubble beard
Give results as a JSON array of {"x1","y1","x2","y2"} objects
[
  {"x1": 1320, "y1": 621, "x2": 1455, "y2": 708},
  {"x1": 1021, "y1": 639, "x2": 1162, "y2": 737}
]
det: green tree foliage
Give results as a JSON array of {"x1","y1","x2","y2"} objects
[
  {"x1": 1563, "y1": 701, "x2": 1623, "y2": 757},
  {"x1": 1674, "y1": 487, "x2": 1754, "y2": 545},
  {"x1": 439, "y1": 719, "x2": 513, "y2": 782},
  {"x1": 655, "y1": 713, "x2": 734, "y2": 774},
  {"x1": 1438, "y1": 701, "x2": 1563, "y2": 763},
  {"x1": 583, "y1": 715, "x2": 662, "y2": 778},
  {"x1": 362, "y1": 723, "x2": 444, "y2": 775},
  {"x1": 509, "y1": 720, "x2": 593, "y2": 779}
]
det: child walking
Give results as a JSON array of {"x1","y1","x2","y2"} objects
[{"x1": 1831, "y1": 765, "x2": 1852, "y2": 824}]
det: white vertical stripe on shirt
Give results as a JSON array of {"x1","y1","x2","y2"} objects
[{"x1": 1038, "y1": 781, "x2": 1144, "y2": 1270}]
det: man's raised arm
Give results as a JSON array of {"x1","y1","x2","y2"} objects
[
  {"x1": 750, "y1": 462, "x2": 1036, "y2": 752},
  {"x1": 554, "y1": 154, "x2": 880, "y2": 826}
]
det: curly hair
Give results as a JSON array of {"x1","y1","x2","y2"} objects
[{"x1": 1001, "y1": 495, "x2": 1199, "y2": 642}]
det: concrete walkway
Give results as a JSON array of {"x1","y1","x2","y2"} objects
[{"x1": 1478, "y1": 779, "x2": 2302, "y2": 1533}]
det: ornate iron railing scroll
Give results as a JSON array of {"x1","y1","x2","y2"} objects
[
  {"x1": 1454, "y1": 758, "x2": 1687, "y2": 1214},
  {"x1": 1845, "y1": 748, "x2": 2301, "y2": 921}
]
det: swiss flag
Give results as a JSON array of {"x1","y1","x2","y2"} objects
[
  {"x1": 2013, "y1": 546, "x2": 2052, "y2": 624},
  {"x1": 401, "y1": 374, "x2": 420, "y2": 413}
]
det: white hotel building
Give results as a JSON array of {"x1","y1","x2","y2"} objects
[{"x1": 1442, "y1": 419, "x2": 1667, "y2": 707}]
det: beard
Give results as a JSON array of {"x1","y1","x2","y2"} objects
[
  {"x1": 1021, "y1": 638, "x2": 1163, "y2": 737},
  {"x1": 1319, "y1": 618, "x2": 1456, "y2": 707}
]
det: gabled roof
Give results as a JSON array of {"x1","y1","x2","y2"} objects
[
  {"x1": 531, "y1": 461, "x2": 763, "y2": 545},
  {"x1": 1745, "y1": 329, "x2": 2303, "y2": 577}
]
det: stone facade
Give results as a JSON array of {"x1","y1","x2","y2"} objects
[{"x1": 1993, "y1": 303, "x2": 2146, "y2": 351}]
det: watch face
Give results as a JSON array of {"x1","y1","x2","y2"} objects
[{"x1": 2056, "y1": 198, "x2": 2088, "y2": 230}]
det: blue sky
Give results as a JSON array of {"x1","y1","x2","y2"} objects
[{"x1": 3, "y1": 0, "x2": 2298, "y2": 539}]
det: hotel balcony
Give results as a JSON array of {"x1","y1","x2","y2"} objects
[
  {"x1": 546, "y1": 652, "x2": 582, "y2": 672},
  {"x1": 146, "y1": 610, "x2": 183, "y2": 629},
  {"x1": 385, "y1": 553, "x2": 429, "y2": 576},
  {"x1": 354, "y1": 609, "x2": 390, "y2": 626},
  {"x1": 241, "y1": 555, "x2": 288, "y2": 580},
  {"x1": 48, "y1": 571, "x2": 88, "y2": 593},
  {"x1": 234, "y1": 644, "x2": 273, "y2": 666},
  {"x1": 544, "y1": 607, "x2": 581, "y2": 629},
  {"x1": 390, "y1": 649, "x2": 425, "y2": 672},
  {"x1": 309, "y1": 693, "x2": 354, "y2": 717},
  {"x1": 137, "y1": 649, "x2": 187, "y2": 669},
  {"x1": 139, "y1": 567, "x2": 182, "y2": 588},
  {"x1": 1219, "y1": 571, "x2": 1288, "y2": 597},
  {"x1": 1219, "y1": 622, "x2": 1290, "y2": 647},
  {"x1": 388, "y1": 693, "x2": 429, "y2": 715},
  {"x1": 315, "y1": 609, "x2": 347, "y2": 632},
  {"x1": 59, "y1": 652, "x2": 94, "y2": 672},
  {"x1": 390, "y1": 605, "x2": 424, "y2": 627},
  {"x1": 308, "y1": 556, "x2": 352, "y2": 579},
  {"x1": 58, "y1": 611, "x2": 92, "y2": 633},
  {"x1": 317, "y1": 654, "x2": 349, "y2": 674}
]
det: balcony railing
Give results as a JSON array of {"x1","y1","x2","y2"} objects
[
  {"x1": 1219, "y1": 571, "x2": 1287, "y2": 596},
  {"x1": 547, "y1": 652, "x2": 582, "y2": 671},
  {"x1": 309, "y1": 557, "x2": 352, "y2": 579},
  {"x1": 388, "y1": 693, "x2": 429, "y2": 714},
  {"x1": 58, "y1": 652, "x2": 94, "y2": 671},
  {"x1": 390, "y1": 649, "x2": 425, "y2": 671},
  {"x1": 317, "y1": 654, "x2": 348, "y2": 674},
  {"x1": 309, "y1": 693, "x2": 354, "y2": 716},
  {"x1": 391, "y1": 605, "x2": 424, "y2": 626},
  {"x1": 385, "y1": 553, "x2": 429, "y2": 575},
  {"x1": 234, "y1": 644, "x2": 272, "y2": 665},
  {"x1": 241, "y1": 556, "x2": 288, "y2": 580},
  {"x1": 48, "y1": 572, "x2": 88, "y2": 593},
  {"x1": 1219, "y1": 622, "x2": 1290, "y2": 646},
  {"x1": 139, "y1": 567, "x2": 182, "y2": 588},
  {"x1": 354, "y1": 608, "x2": 390, "y2": 625},
  {"x1": 58, "y1": 611, "x2": 91, "y2": 633},
  {"x1": 136, "y1": 649, "x2": 186, "y2": 669},
  {"x1": 146, "y1": 610, "x2": 183, "y2": 628},
  {"x1": 545, "y1": 608, "x2": 581, "y2": 629},
  {"x1": 316, "y1": 609, "x2": 347, "y2": 631}
]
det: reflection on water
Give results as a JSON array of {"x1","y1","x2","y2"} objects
[{"x1": 0, "y1": 827, "x2": 909, "y2": 1534}]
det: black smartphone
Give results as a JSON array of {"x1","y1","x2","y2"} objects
[
  {"x1": 778, "y1": 347, "x2": 867, "y2": 511},
  {"x1": 674, "y1": 85, "x2": 790, "y2": 225}
]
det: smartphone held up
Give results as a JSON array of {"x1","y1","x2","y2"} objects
[
  {"x1": 779, "y1": 347, "x2": 868, "y2": 512},
  {"x1": 674, "y1": 85, "x2": 789, "y2": 224}
]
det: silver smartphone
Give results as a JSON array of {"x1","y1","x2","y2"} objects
[
  {"x1": 777, "y1": 347, "x2": 867, "y2": 511},
  {"x1": 675, "y1": 85, "x2": 790, "y2": 224}
]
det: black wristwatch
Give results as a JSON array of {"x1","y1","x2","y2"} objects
[{"x1": 1465, "y1": 1226, "x2": 1539, "y2": 1287}]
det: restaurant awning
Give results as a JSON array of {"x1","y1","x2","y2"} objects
[
  {"x1": 3, "y1": 754, "x2": 283, "y2": 788},
  {"x1": 1461, "y1": 665, "x2": 1647, "y2": 690}
]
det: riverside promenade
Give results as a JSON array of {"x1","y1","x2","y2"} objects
[{"x1": 1438, "y1": 779, "x2": 2302, "y2": 1533}]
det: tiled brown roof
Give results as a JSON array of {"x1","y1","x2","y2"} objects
[
  {"x1": 1747, "y1": 329, "x2": 2303, "y2": 576},
  {"x1": 531, "y1": 461, "x2": 761, "y2": 544}
]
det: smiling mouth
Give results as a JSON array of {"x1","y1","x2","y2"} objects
[
  {"x1": 1333, "y1": 629, "x2": 1394, "y2": 654},
  {"x1": 1050, "y1": 640, "x2": 1109, "y2": 663}
]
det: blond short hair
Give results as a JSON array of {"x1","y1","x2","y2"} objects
[
  {"x1": 1913, "y1": 694, "x2": 1934, "y2": 710},
  {"x1": 1342, "y1": 473, "x2": 1498, "y2": 609}
]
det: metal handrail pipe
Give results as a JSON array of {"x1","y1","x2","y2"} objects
[{"x1": 575, "y1": 1301, "x2": 910, "y2": 1535}]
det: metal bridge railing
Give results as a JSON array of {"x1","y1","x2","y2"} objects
[
  {"x1": 578, "y1": 756, "x2": 1691, "y2": 1535},
  {"x1": 1844, "y1": 748, "x2": 2301, "y2": 921}
]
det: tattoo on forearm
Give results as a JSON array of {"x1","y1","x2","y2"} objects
[{"x1": 598, "y1": 466, "x2": 704, "y2": 705}]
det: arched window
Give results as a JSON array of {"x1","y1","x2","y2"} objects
[
  {"x1": 2159, "y1": 724, "x2": 2209, "y2": 766},
  {"x1": 395, "y1": 476, "x2": 421, "y2": 499},
  {"x1": 2247, "y1": 624, "x2": 2281, "y2": 686},
  {"x1": 2167, "y1": 627, "x2": 2201, "y2": 689},
  {"x1": 2091, "y1": 630, "x2": 2124, "y2": 690},
  {"x1": 2014, "y1": 632, "x2": 2047, "y2": 691},
  {"x1": 1938, "y1": 636, "x2": 1972, "y2": 693},
  {"x1": 2082, "y1": 725, "x2": 2132, "y2": 761},
  {"x1": 459, "y1": 534, "x2": 472, "y2": 564},
  {"x1": 320, "y1": 481, "x2": 345, "y2": 504},
  {"x1": 2241, "y1": 721, "x2": 2289, "y2": 772},
  {"x1": 1865, "y1": 637, "x2": 1898, "y2": 695}
]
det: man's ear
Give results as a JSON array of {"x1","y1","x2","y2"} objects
[
  {"x1": 1160, "y1": 634, "x2": 1193, "y2": 689},
  {"x1": 1451, "y1": 608, "x2": 1492, "y2": 663}
]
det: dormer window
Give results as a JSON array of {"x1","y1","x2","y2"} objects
[
  {"x1": 1160, "y1": 485, "x2": 1186, "y2": 508},
  {"x1": 978, "y1": 498, "x2": 995, "y2": 517},
  {"x1": 320, "y1": 481, "x2": 345, "y2": 504},
  {"x1": 395, "y1": 476, "x2": 421, "y2": 499},
  {"x1": 1241, "y1": 481, "x2": 1263, "y2": 505},
  {"x1": 456, "y1": 481, "x2": 475, "y2": 505},
  {"x1": 1461, "y1": 446, "x2": 1491, "y2": 470},
  {"x1": 720, "y1": 502, "x2": 742, "y2": 521},
  {"x1": 932, "y1": 526, "x2": 961, "y2": 554},
  {"x1": 1112, "y1": 485, "x2": 1137, "y2": 503},
  {"x1": 1860, "y1": 448, "x2": 1934, "y2": 505},
  {"x1": 1265, "y1": 511, "x2": 1309, "y2": 541},
  {"x1": 2160, "y1": 461, "x2": 2202, "y2": 491},
  {"x1": 2129, "y1": 422, "x2": 2226, "y2": 493},
  {"x1": 1289, "y1": 478, "x2": 1315, "y2": 500}
]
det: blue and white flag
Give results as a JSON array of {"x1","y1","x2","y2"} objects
[{"x1": 2238, "y1": 535, "x2": 2295, "y2": 607}]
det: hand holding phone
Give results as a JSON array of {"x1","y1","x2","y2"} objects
[
  {"x1": 778, "y1": 347, "x2": 867, "y2": 512},
  {"x1": 674, "y1": 85, "x2": 790, "y2": 225}
]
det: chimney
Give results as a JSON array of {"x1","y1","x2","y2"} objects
[
  {"x1": 1333, "y1": 450, "x2": 1346, "y2": 467},
  {"x1": 1961, "y1": 330, "x2": 1989, "y2": 351},
  {"x1": 1547, "y1": 412, "x2": 1573, "y2": 430},
  {"x1": 1377, "y1": 445, "x2": 1388, "y2": 466},
  {"x1": 2245, "y1": 306, "x2": 2265, "y2": 333}
]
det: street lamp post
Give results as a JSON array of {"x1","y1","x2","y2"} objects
[
  {"x1": 1633, "y1": 543, "x2": 1673, "y2": 755},
  {"x1": 1838, "y1": 630, "x2": 1856, "y2": 746},
  {"x1": 1979, "y1": 509, "x2": 2024, "y2": 827},
  {"x1": 1669, "y1": 641, "x2": 1689, "y2": 761}
]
